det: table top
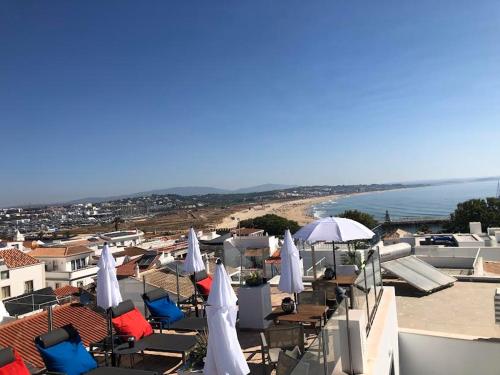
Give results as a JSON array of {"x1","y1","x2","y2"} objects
[
  {"x1": 141, "y1": 333, "x2": 197, "y2": 352},
  {"x1": 267, "y1": 304, "x2": 328, "y2": 324},
  {"x1": 169, "y1": 317, "x2": 208, "y2": 332}
]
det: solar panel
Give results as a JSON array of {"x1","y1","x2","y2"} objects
[
  {"x1": 382, "y1": 255, "x2": 456, "y2": 293},
  {"x1": 137, "y1": 254, "x2": 157, "y2": 267}
]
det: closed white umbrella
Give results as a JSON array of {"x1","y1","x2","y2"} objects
[
  {"x1": 96, "y1": 243, "x2": 123, "y2": 310},
  {"x1": 278, "y1": 229, "x2": 304, "y2": 297},
  {"x1": 293, "y1": 216, "x2": 375, "y2": 275},
  {"x1": 184, "y1": 227, "x2": 205, "y2": 273},
  {"x1": 0, "y1": 300, "x2": 10, "y2": 322},
  {"x1": 184, "y1": 227, "x2": 205, "y2": 316},
  {"x1": 204, "y1": 260, "x2": 250, "y2": 375}
]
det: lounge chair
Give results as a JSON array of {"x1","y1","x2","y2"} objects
[
  {"x1": 260, "y1": 325, "x2": 305, "y2": 374},
  {"x1": 142, "y1": 289, "x2": 207, "y2": 333},
  {"x1": 34, "y1": 324, "x2": 157, "y2": 375},
  {"x1": 110, "y1": 300, "x2": 197, "y2": 364},
  {"x1": 188, "y1": 270, "x2": 213, "y2": 316},
  {"x1": 0, "y1": 347, "x2": 30, "y2": 375}
]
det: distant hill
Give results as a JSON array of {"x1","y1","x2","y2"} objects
[
  {"x1": 64, "y1": 183, "x2": 296, "y2": 204},
  {"x1": 233, "y1": 184, "x2": 296, "y2": 194}
]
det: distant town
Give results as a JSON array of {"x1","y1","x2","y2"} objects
[{"x1": 0, "y1": 183, "x2": 417, "y2": 239}]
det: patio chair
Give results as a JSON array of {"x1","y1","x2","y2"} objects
[
  {"x1": 297, "y1": 290, "x2": 326, "y2": 306},
  {"x1": 190, "y1": 270, "x2": 213, "y2": 301},
  {"x1": 276, "y1": 350, "x2": 309, "y2": 375},
  {"x1": 34, "y1": 324, "x2": 157, "y2": 375},
  {"x1": 0, "y1": 347, "x2": 30, "y2": 375},
  {"x1": 260, "y1": 325, "x2": 304, "y2": 373},
  {"x1": 141, "y1": 289, "x2": 207, "y2": 333},
  {"x1": 311, "y1": 279, "x2": 338, "y2": 309},
  {"x1": 110, "y1": 300, "x2": 197, "y2": 364}
]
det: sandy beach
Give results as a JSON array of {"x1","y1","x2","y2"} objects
[{"x1": 216, "y1": 194, "x2": 342, "y2": 229}]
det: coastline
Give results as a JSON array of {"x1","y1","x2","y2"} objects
[
  {"x1": 216, "y1": 194, "x2": 342, "y2": 229},
  {"x1": 215, "y1": 186, "x2": 418, "y2": 229}
]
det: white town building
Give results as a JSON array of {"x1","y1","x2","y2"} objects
[
  {"x1": 0, "y1": 248, "x2": 45, "y2": 301},
  {"x1": 28, "y1": 245, "x2": 97, "y2": 289}
]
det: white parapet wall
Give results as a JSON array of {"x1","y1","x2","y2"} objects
[{"x1": 399, "y1": 329, "x2": 500, "y2": 375}]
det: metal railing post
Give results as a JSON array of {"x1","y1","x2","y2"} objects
[
  {"x1": 47, "y1": 305, "x2": 53, "y2": 332},
  {"x1": 371, "y1": 254, "x2": 378, "y2": 301},
  {"x1": 377, "y1": 246, "x2": 384, "y2": 290},
  {"x1": 363, "y1": 267, "x2": 370, "y2": 331},
  {"x1": 176, "y1": 262, "x2": 181, "y2": 307}
]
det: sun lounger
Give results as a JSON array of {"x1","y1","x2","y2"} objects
[{"x1": 34, "y1": 324, "x2": 157, "y2": 375}]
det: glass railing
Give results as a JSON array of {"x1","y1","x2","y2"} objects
[{"x1": 290, "y1": 248, "x2": 384, "y2": 374}]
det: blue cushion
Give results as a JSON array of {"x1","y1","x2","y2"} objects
[
  {"x1": 36, "y1": 335, "x2": 97, "y2": 375},
  {"x1": 146, "y1": 297, "x2": 184, "y2": 325}
]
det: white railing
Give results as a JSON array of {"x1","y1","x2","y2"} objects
[{"x1": 306, "y1": 257, "x2": 326, "y2": 277}]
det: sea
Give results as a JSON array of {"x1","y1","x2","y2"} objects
[{"x1": 312, "y1": 179, "x2": 499, "y2": 222}]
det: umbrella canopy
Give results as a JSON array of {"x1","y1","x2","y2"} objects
[
  {"x1": 293, "y1": 216, "x2": 375, "y2": 243},
  {"x1": 96, "y1": 243, "x2": 123, "y2": 310},
  {"x1": 204, "y1": 261, "x2": 249, "y2": 375},
  {"x1": 0, "y1": 300, "x2": 10, "y2": 322},
  {"x1": 184, "y1": 227, "x2": 205, "y2": 274},
  {"x1": 278, "y1": 229, "x2": 305, "y2": 294}
]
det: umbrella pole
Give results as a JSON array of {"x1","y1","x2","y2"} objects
[
  {"x1": 332, "y1": 241, "x2": 337, "y2": 276},
  {"x1": 176, "y1": 263, "x2": 181, "y2": 307},
  {"x1": 193, "y1": 271, "x2": 199, "y2": 317},
  {"x1": 311, "y1": 244, "x2": 318, "y2": 280}
]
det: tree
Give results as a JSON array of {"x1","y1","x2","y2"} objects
[
  {"x1": 447, "y1": 197, "x2": 500, "y2": 232},
  {"x1": 113, "y1": 217, "x2": 124, "y2": 231},
  {"x1": 239, "y1": 214, "x2": 300, "y2": 236},
  {"x1": 338, "y1": 210, "x2": 378, "y2": 229}
]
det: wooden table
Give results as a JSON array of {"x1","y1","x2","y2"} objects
[
  {"x1": 266, "y1": 304, "x2": 328, "y2": 327},
  {"x1": 332, "y1": 274, "x2": 358, "y2": 285}
]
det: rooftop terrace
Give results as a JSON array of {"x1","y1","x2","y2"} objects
[{"x1": 393, "y1": 280, "x2": 500, "y2": 337}]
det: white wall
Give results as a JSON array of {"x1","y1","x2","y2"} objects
[
  {"x1": 223, "y1": 236, "x2": 279, "y2": 269},
  {"x1": 0, "y1": 263, "x2": 45, "y2": 299},
  {"x1": 399, "y1": 330, "x2": 500, "y2": 375},
  {"x1": 368, "y1": 287, "x2": 400, "y2": 375}
]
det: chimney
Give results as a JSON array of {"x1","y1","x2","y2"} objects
[
  {"x1": 469, "y1": 222, "x2": 482, "y2": 234},
  {"x1": 134, "y1": 263, "x2": 140, "y2": 278}
]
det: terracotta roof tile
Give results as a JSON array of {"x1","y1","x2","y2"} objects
[
  {"x1": 116, "y1": 253, "x2": 160, "y2": 277},
  {"x1": 28, "y1": 245, "x2": 93, "y2": 258},
  {"x1": 0, "y1": 248, "x2": 40, "y2": 269},
  {"x1": 144, "y1": 269, "x2": 194, "y2": 300},
  {"x1": 0, "y1": 303, "x2": 108, "y2": 369},
  {"x1": 54, "y1": 285, "x2": 80, "y2": 297}
]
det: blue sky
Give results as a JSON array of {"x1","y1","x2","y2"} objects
[{"x1": 1, "y1": 0, "x2": 499, "y2": 205}]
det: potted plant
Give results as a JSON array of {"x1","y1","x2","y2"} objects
[
  {"x1": 244, "y1": 271, "x2": 264, "y2": 287},
  {"x1": 177, "y1": 330, "x2": 208, "y2": 374}
]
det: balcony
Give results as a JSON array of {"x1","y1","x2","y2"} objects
[{"x1": 45, "y1": 265, "x2": 98, "y2": 281}]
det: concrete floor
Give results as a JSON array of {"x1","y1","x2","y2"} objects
[{"x1": 392, "y1": 280, "x2": 500, "y2": 338}]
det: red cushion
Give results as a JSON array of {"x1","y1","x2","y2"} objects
[
  {"x1": 196, "y1": 275, "x2": 213, "y2": 296},
  {"x1": 0, "y1": 349, "x2": 30, "y2": 375},
  {"x1": 112, "y1": 307, "x2": 153, "y2": 341}
]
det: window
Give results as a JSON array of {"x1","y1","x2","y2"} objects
[
  {"x1": 55, "y1": 283, "x2": 61, "y2": 289},
  {"x1": 0, "y1": 271, "x2": 9, "y2": 280},
  {"x1": 77, "y1": 281, "x2": 84, "y2": 288},
  {"x1": 24, "y1": 280, "x2": 34, "y2": 293},
  {"x1": 1, "y1": 286, "x2": 11, "y2": 299},
  {"x1": 71, "y1": 258, "x2": 87, "y2": 271}
]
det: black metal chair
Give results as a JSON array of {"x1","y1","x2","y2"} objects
[{"x1": 141, "y1": 289, "x2": 207, "y2": 333}]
